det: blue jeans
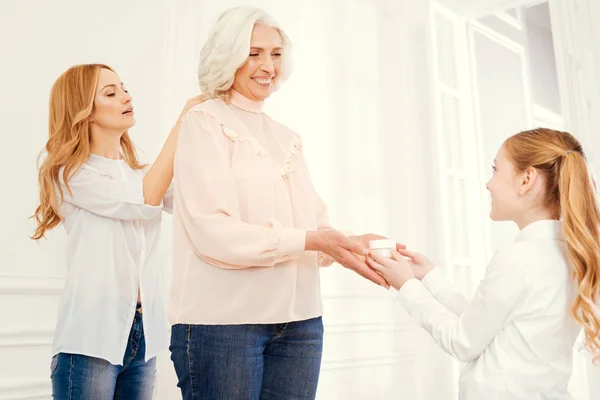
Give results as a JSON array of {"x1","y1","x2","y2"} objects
[
  {"x1": 50, "y1": 306, "x2": 156, "y2": 399},
  {"x1": 170, "y1": 317, "x2": 324, "y2": 400}
]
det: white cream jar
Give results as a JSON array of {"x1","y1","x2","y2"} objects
[{"x1": 368, "y1": 239, "x2": 396, "y2": 258}]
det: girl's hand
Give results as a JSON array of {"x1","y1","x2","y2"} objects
[
  {"x1": 367, "y1": 250, "x2": 415, "y2": 291},
  {"x1": 307, "y1": 230, "x2": 390, "y2": 288},
  {"x1": 397, "y1": 249, "x2": 435, "y2": 280}
]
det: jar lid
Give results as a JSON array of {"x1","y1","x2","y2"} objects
[{"x1": 368, "y1": 239, "x2": 396, "y2": 250}]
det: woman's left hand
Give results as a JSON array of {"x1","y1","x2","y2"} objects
[{"x1": 366, "y1": 251, "x2": 415, "y2": 291}]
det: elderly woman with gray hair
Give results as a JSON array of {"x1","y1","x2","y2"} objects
[{"x1": 168, "y1": 6, "x2": 393, "y2": 399}]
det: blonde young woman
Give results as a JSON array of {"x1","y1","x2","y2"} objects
[
  {"x1": 31, "y1": 64, "x2": 199, "y2": 399},
  {"x1": 368, "y1": 128, "x2": 600, "y2": 399}
]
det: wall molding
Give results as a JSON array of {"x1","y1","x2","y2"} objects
[
  {"x1": 0, "y1": 379, "x2": 50, "y2": 400},
  {"x1": 326, "y1": 322, "x2": 415, "y2": 334},
  {"x1": 439, "y1": 0, "x2": 547, "y2": 19},
  {"x1": 321, "y1": 353, "x2": 414, "y2": 371},
  {"x1": 469, "y1": 20, "x2": 525, "y2": 53},
  {"x1": 0, "y1": 328, "x2": 54, "y2": 347},
  {"x1": 322, "y1": 293, "x2": 395, "y2": 300},
  {"x1": 0, "y1": 275, "x2": 64, "y2": 296},
  {"x1": 431, "y1": 6, "x2": 491, "y2": 294},
  {"x1": 496, "y1": 9, "x2": 523, "y2": 30},
  {"x1": 431, "y1": 5, "x2": 459, "y2": 270},
  {"x1": 533, "y1": 104, "x2": 564, "y2": 130}
]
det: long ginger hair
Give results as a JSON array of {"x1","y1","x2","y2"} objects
[
  {"x1": 504, "y1": 128, "x2": 600, "y2": 361},
  {"x1": 31, "y1": 64, "x2": 144, "y2": 240}
]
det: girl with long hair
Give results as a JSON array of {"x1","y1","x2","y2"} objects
[{"x1": 369, "y1": 128, "x2": 600, "y2": 399}]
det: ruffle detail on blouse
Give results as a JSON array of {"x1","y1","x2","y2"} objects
[
  {"x1": 281, "y1": 137, "x2": 302, "y2": 179},
  {"x1": 220, "y1": 123, "x2": 303, "y2": 180}
]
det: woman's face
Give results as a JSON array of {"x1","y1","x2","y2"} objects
[
  {"x1": 90, "y1": 68, "x2": 135, "y2": 133},
  {"x1": 232, "y1": 23, "x2": 283, "y2": 101}
]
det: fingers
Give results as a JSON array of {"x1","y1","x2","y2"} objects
[
  {"x1": 396, "y1": 243, "x2": 407, "y2": 250},
  {"x1": 366, "y1": 255, "x2": 386, "y2": 274},
  {"x1": 343, "y1": 236, "x2": 369, "y2": 256},
  {"x1": 370, "y1": 252, "x2": 397, "y2": 268},
  {"x1": 341, "y1": 251, "x2": 367, "y2": 272},
  {"x1": 187, "y1": 95, "x2": 204, "y2": 105},
  {"x1": 367, "y1": 234, "x2": 387, "y2": 241},
  {"x1": 182, "y1": 96, "x2": 205, "y2": 114},
  {"x1": 391, "y1": 251, "x2": 406, "y2": 263},
  {"x1": 355, "y1": 263, "x2": 389, "y2": 287},
  {"x1": 342, "y1": 251, "x2": 388, "y2": 287},
  {"x1": 397, "y1": 248, "x2": 417, "y2": 259}
]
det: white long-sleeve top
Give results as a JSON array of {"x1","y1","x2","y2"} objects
[
  {"x1": 51, "y1": 154, "x2": 172, "y2": 366},
  {"x1": 397, "y1": 220, "x2": 581, "y2": 399}
]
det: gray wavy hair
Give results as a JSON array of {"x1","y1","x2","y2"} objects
[{"x1": 197, "y1": 6, "x2": 293, "y2": 100}]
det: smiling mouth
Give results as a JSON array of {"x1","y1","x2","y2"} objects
[
  {"x1": 122, "y1": 108, "x2": 133, "y2": 115},
  {"x1": 252, "y1": 77, "x2": 273, "y2": 85}
]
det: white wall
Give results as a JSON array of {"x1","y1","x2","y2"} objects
[{"x1": 0, "y1": 0, "x2": 452, "y2": 399}]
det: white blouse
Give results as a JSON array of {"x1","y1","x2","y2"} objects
[
  {"x1": 51, "y1": 154, "x2": 171, "y2": 366},
  {"x1": 397, "y1": 220, "x2": 581, "y2": 399}
]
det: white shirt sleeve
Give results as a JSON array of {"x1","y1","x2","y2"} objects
[
  {"x1": 421, "y1": 267, "x2": 470, "y2": 316},
  {"x1": 397, "y1": 247, "x2": 528, "y2": 362},
  {"x1": 59, "y1": 166, "x2": 162, "y2": 220}
]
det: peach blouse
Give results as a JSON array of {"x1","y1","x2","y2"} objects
[{"x1": 169, "y1": 90, "x2": 332, "y2": 324}]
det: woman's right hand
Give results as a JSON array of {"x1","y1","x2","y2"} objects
[
  {"x1": 306, "y1": 230, "x2": 389, "y2": 288},
  {"x1": 397, "y1": 249, "x2": 435, "y2": 280},
  {"x1": 178, "y1": 95, "x2": 205, "y2": 121},
  {"x1": 145, "y1": 96, "x2": 206, "y2": 206}
]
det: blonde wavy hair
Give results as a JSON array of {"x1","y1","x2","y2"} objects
[
  {"x1": 197, "y1": 5, "x2": 293, "y2": 102},
  {"x1": 31, "y1": 64, "x2": 144, "y2": 240},
  {"x1": 504, "y1": 128, "x2": 600, "y2": 361}
]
